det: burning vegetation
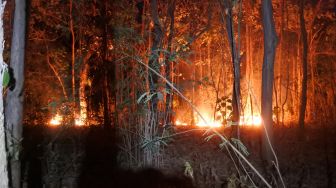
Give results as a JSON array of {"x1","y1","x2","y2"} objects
[{"x1": 0, "y1": 0, "x2": 335, "y2": 187}]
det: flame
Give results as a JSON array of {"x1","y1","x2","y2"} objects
[
  {"x1": 239, "y1": 115, "x2": 262, "y2": 126},
  {"x1": 175, "y1": 120, "x2": 188, "y2": 126},
  {"x1": 194, "y1": 112, "x2": 222, "y2": 128},
  {"x1": 175, "y1": 109, "x2": 223, "y2": 128},
  {"x1": 49, "y1": 114, "x2": 63, "y2": 126},
  {"x1": 175, "y1": 109, "x2": 262, "y2": 128},
  {"x1": 74, "y1": 115, "x2": 85, "y2": 126},
  {"x1": 48, "y1": 113, "x2": 86, "y2": 126}
]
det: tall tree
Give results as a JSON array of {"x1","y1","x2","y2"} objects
[
  {"x1": 165, "y1": 0, "x2": 176, "y2": 127},
  {"x1": 148, "y1": 0, "x2": 162, "y2": 116},
  {"x1": 0, "y1": 1, "x2": 9, "y2": 187},
  {"x1": 5, "y1": 0, "x2": 26, "y2": 187},
  {"x1": 298, "y1": 0, "x2": 308, "y2": 129},
  {"x1": 220, "y1": 0, "x2": 241, "y2": 135},
  {"x1": 261, "y1": 0, "x2": 278, "y2": 163}
]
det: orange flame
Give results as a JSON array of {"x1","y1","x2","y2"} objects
[{"x1": 49, "y1": 114, "x2": 62, "y2": 126}]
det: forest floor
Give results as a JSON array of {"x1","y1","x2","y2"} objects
[
  {"x1": 162, "y1": 125, "x2": 336, "y2": 188},
  {"x1": 22, "y1": 124, "x2": 336, "y2": 188}
]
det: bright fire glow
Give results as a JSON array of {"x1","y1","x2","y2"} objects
[
  {"x1": 48, "y1": 113, "x2": 86, "y2": 126},
  {"x1": 194, "y1": 112, "x2": 222, "y2": 128},
  {"x1": 175, "y1": 120, "x2": 188, "y2": 126},
  {"x1": 75, "y1": 116, "x2": 85, "y2": 126},
  {"x1": 239, "y1": 115, "x2": 262, "y2": 126},
  {"x1": 49, "y1": 114, "x2": 63, "y2": 126},
  {"x1": 175, "y1": 109, "x2": 262, "y2": 128}
]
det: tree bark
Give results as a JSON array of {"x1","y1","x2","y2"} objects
[
  {"x1": 298, "y1": 0, "x2": 308, "y2": 129},
  {"x1": 0, "y1": 1, "x2": 9, "y2": 187},
  {"x1": 149, "y1": 0, "x2": 162, "y2": 114},
  {"x1": 221, "y1": 0, "x2": 241, "y2": 136},
  {"x1": 261, "y1": 0, "x2": 278, "y2": 163},
  {"x1": 5, "y1": 0, "x2": 26, "y2": 187},
  {"x1": 165, "y1": 0, "x2": 175, "y2": 127},
  {"x1": 70, "y1": 0, "x2": 75, "y2": 102},
  {"x1": 101, "y1": 0, "x2": 111, "y2": 128}
]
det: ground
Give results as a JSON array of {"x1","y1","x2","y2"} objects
[
  {"x1": 22, "y1": 124, "x2": 336, "y2": 188},
  {"x1": 162, "y1": 125, "x2": 336, "y2": 188}
]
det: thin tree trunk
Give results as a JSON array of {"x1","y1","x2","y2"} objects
[
  {"x1": 70, "y1": 0, "x2": 75, "y2": 102},
  {"x1": 298, "y1": 0, "x2": 308, "y2": 129},
  {"x1": 165, "y1": 0, "x2": 175, "y2": 127},
  {"x1": 45, "y1": 44, "x2": 68, "y2": 100},
  {"x1": 0, "y1": 1, "x2": 9, "y2": 187},
  {"x1": 261, "y1": 0, "x2": 278, "y2": 163},
  {"x1": 5, "y1": 0, "x2": 26, "y2": 187},
  {"x1": 221, "y1": 0, "x2": 241, "y2": 137},
  {"x1": 102, "y1": 0, "x2": 111, "y2": 128},
  {"x1": 149, "y1": 0, "x2": 162, "y2": 116}
]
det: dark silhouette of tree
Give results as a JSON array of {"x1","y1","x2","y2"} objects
[
  {"x1": 148, "y1": 0, "x2": 163, "y2": 119},
  {"x1": 260, "y1": 0, "x2": 278, "y2": 164},
  {"x1": 165, "y1": 0, "x2": 176, "y2": 128},
  {"x1": 220, "y1": 0, "x2": 241, "y2": 137},
  {"x1": 298, "y1": 0, "x2": 308, "y2": 129}
]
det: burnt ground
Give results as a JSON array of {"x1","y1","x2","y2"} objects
[{"x1": 22, "y1": 124, "x2": 336, "y2": 188}]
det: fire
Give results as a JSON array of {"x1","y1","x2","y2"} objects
[
  {"x1": 48, "y1": 113, "x2": 86, "y2": 126},
  {"x1": 175, "y1": 108, "x2": 223, "y2": 128},
  {"x1": 74, "y1": 116, "x2": 85, "y2": 126},
  {"x1": 239, "y1": 115, "x2": 262, "y2": 126},
  {"x1": 175, "y1": 109, "x2": 262, "y2": 128},
  {"x1": 175, "y1": 120, "x2": 188, "y2": 126},
  {"x1": 49, "y1": 114, "x2": 63, "y2": 126},
  {"x1": 194, "y1": 112, "x2": 222, "y2": 128}
]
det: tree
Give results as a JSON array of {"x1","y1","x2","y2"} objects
[
  {"x1": 0, "y1": 1, "x2": 9, "y2": 187},
  {"x1": 148, "y1": 0, "x2": 162, "y2": 119},
  {"x1": 5, "y1": 0, "x2": 26, "y2": 187},
  {"x1": 261, "y1": 0, "x2": 278, "y2": 164},
  {"x1": 165, "y1": 0, "x2": 176, "y2": 127},
  {"x1": 220, "y1": 0, "x2": 241, "y2": 136},
  {"x1": 298, "y1": 0, "x2": 308, "y2": 129}
]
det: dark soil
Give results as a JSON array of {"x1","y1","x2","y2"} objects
[
  {"x1": 22, "y1": 124, "x2": 336, "y2": 188},
  {"x1": 162, "y1": 125, "x2": 336, "y2": 188}
]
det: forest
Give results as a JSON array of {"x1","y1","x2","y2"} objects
[{"x1": 0, "y1": 0, "x2": 335, "y2": 187}]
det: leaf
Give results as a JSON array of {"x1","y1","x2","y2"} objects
[
  {"x1": 144, "y1": 93, "x2": 156, "y2": 103},
  {"x1": 219, "y1": 141, "x2": 227, "y2": 149},
  {"x1": 204, "y1": 134, "x2": 216, "y2": 142},
  {"x1": 2, "y1": 70, "x2": 10, "y2": 87},
  {"x1": 231, "y1": 138, "x2": 249, "y2": 156},
  {"x1": 48, "y1": 101, "x2": 58, "y2": 108},
  {"x1": 184, "y1": 162, "x2": 194, "y2": 179},
  {"x1": 137, "y1": 92, "x2": 148, "y2": 104}
]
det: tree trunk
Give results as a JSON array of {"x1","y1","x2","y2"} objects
[
  {"x1": 298, "y1": 0, "x2": 308, "y2": 129},
  {"x1": 165, "y1": 0, "x2": 175, "y2": 127},
  {"x1": 101, "y1": 0, "x2": 111, "y2": 128},
  {"x1": 221, "y1": 0, "x2": 241, "y2": 136},
  {"x1": 70, "y1": 0, "x2": 76, "y2": 102},
  {"x1": 261, "y1": 0, "x2": 278, "y2": 163},
  {"x1": 149, "y1": 0, "x2": 162, "y2": 116},
  {"x1": 5, "y1": 0, "x2": 26, "y2": 187},
  {"x1": 0, "y1": 1, "x2": 9, "y2": 187}
]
